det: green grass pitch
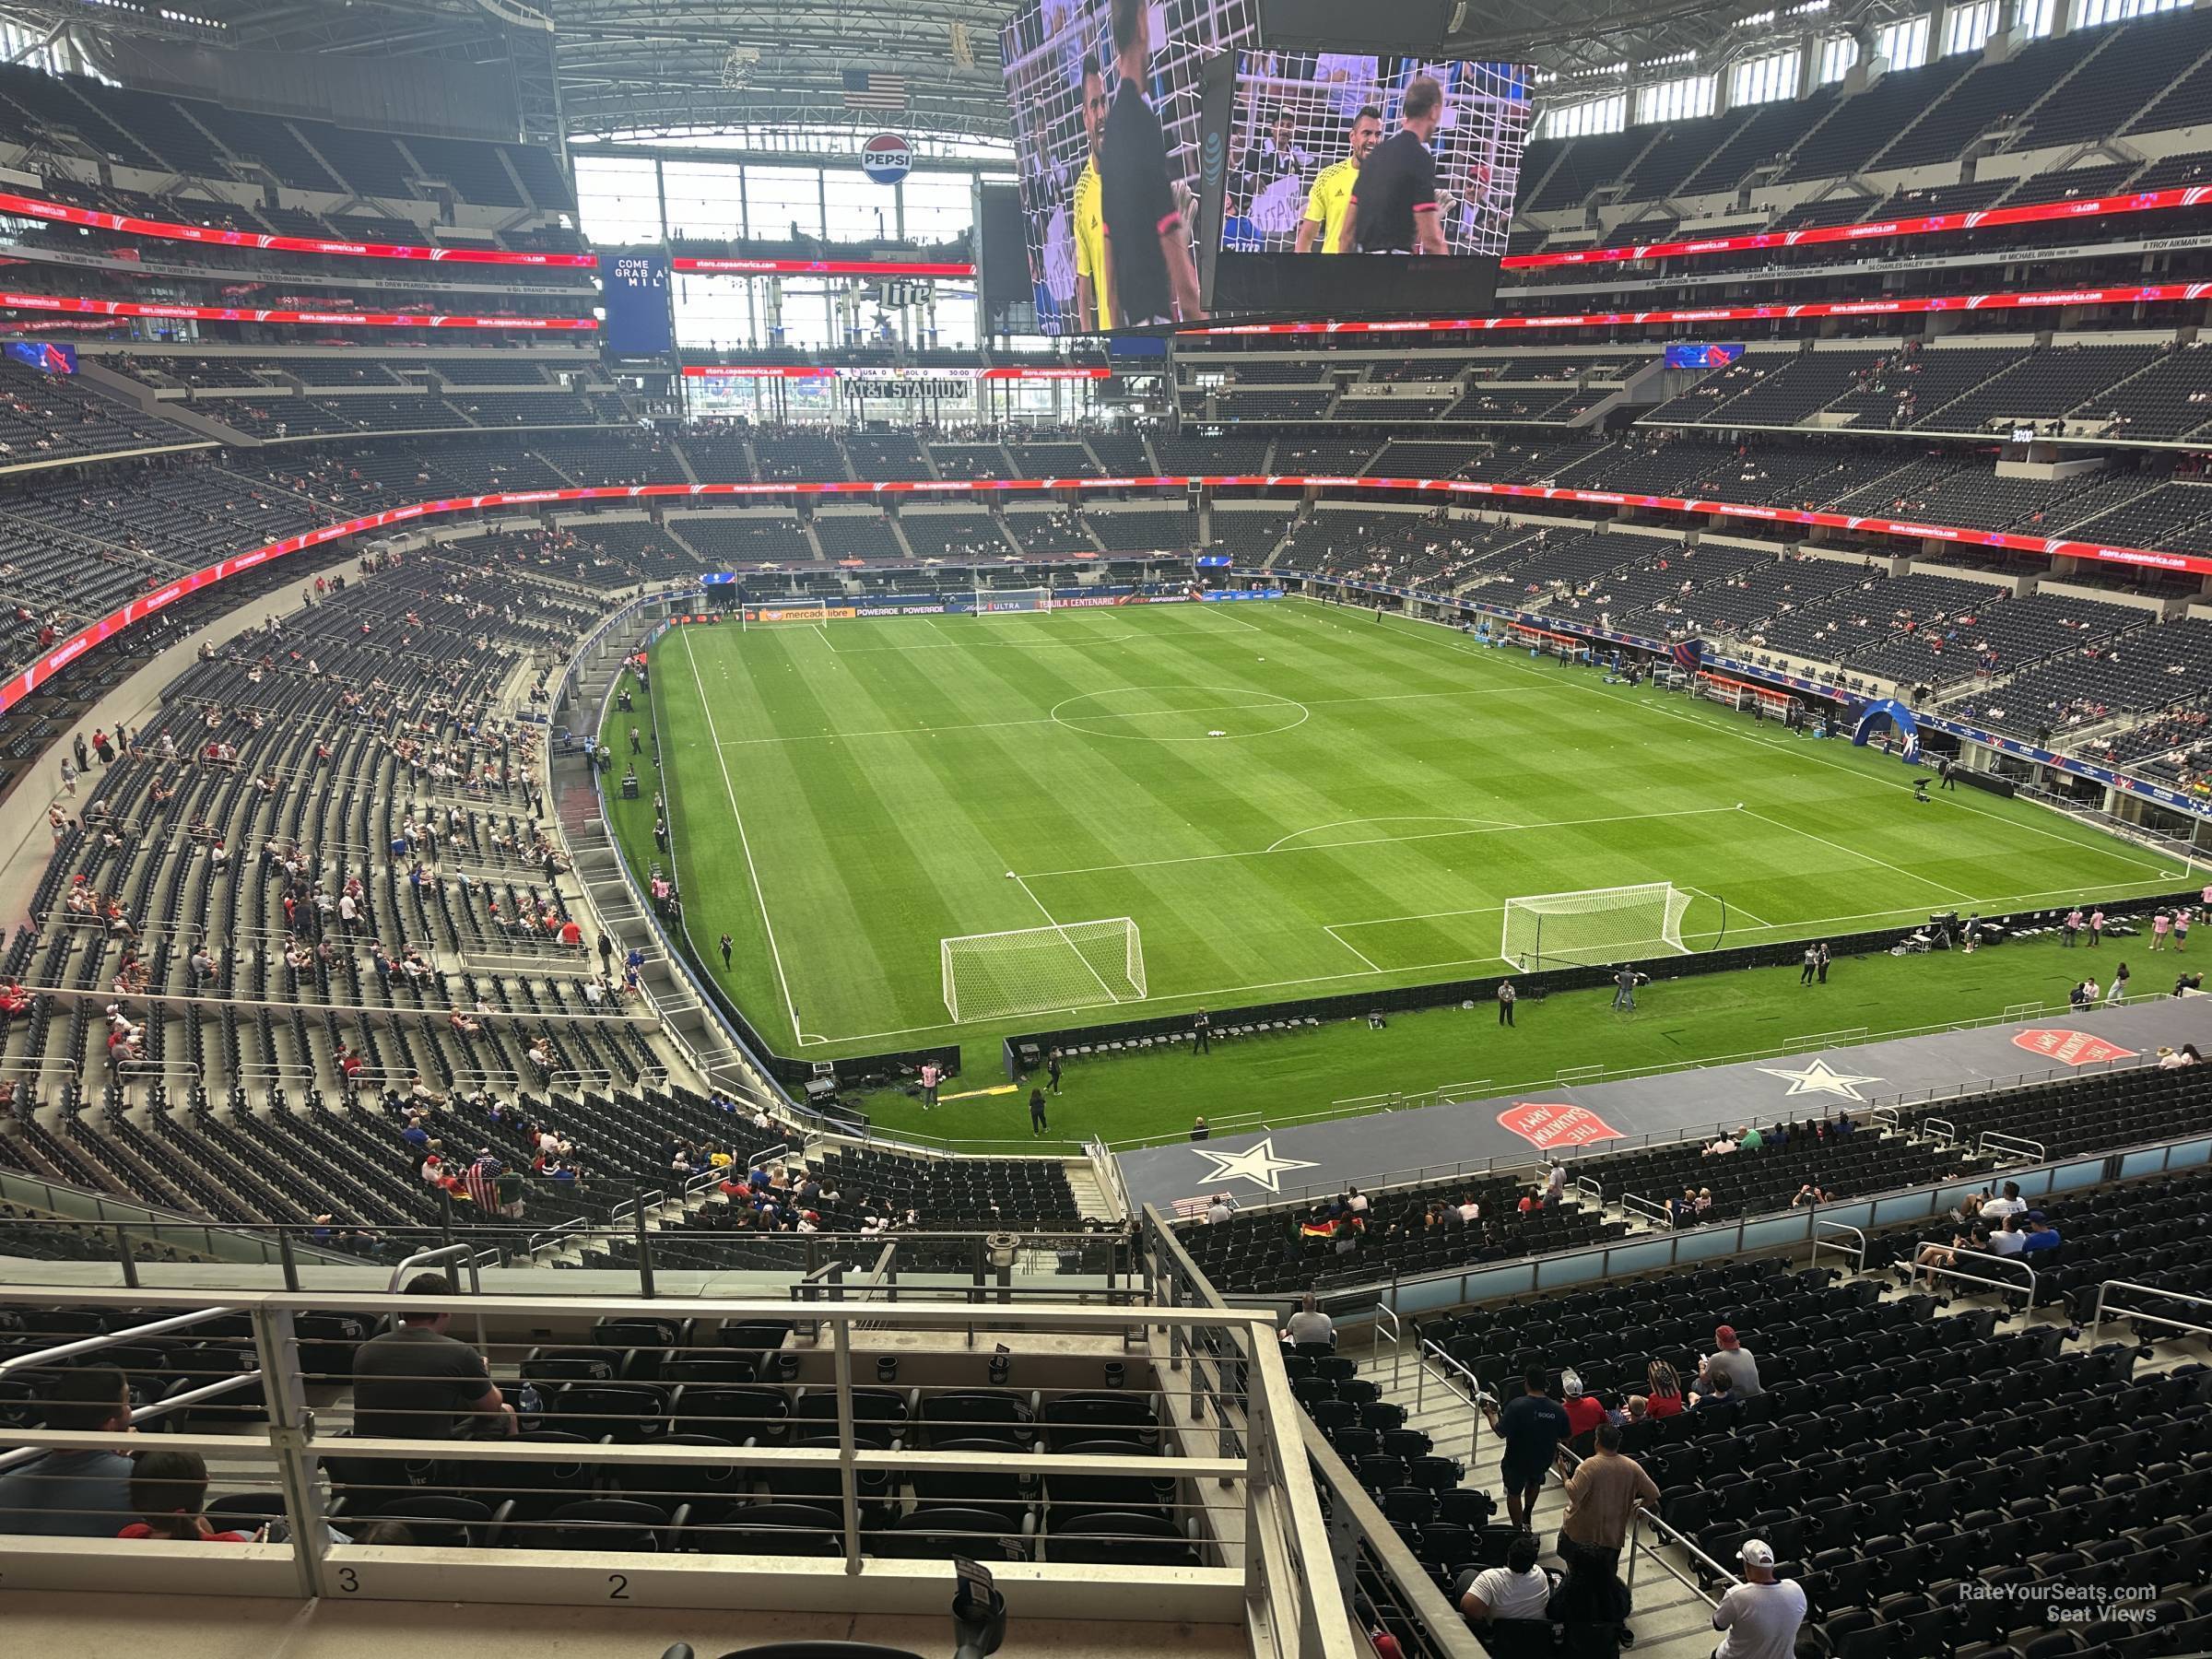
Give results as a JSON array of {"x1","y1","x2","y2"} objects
[{"x1": 606, "y1": 597, "x2": 2187, "y2": 1141}]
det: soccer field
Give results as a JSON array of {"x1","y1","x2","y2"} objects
[{"x1": 621, "y1": 597, "x2": 2188, "y2": 1061}]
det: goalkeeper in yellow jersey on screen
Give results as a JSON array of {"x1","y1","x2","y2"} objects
[
  {"x1": 1072, "y1": 53, "x2": 1112, "y2": 331},
  {"x1": 1295, "y1": 103, "x2": 1383, "y2": 253}
]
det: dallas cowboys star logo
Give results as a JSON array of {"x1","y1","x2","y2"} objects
[
  {"x1": 1190, "y1": 1136, "x2": 1321, "y2": 1194},
  {"x1": 1756, "y1": 1056, "x2": 1885, "y2": 1101}
]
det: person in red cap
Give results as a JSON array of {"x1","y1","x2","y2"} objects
[{"x1": 1694, "y1": 1324, "x2": 1763, "y2": 1400}]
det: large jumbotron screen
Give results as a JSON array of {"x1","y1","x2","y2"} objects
[
  {"x1": 1000, "y1": 0, "x2": 1260, "y2": 335},
  {"x1": 1218, "y1": 52, "x2": 1531, "y2": 259}
]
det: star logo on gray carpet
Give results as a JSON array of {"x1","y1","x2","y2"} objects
[
  {"x1": 1191, "y1": 1137, "x2": 1322, "y2": 1194},
  {"x1": 1756, "y1": 1056, "x2": 1885, "y2": 1101}
]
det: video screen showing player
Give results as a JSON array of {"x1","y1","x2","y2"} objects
[
  {"x1": 1219, "y1": 51, "x2": 1533, "y2": 258},
  {"x1": 1001, "y1": 0, "x2": 1259, "y2": 335}
]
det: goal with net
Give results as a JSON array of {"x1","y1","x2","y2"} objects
[
  {"x1": 972, "y1": 587, "x2": 1052, "y2": 615},
  {"x1": 940, "y1": 915, "x2": 1146, "y2": 1023},
  {"x1": 742, "y1": 596, "x2": 833, "y2": 629},
  {"x1": 1500, "y1": 883, "x2": 1693, "y2": 971}
]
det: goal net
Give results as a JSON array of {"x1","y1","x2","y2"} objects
[
  {"x1": 743, "y1": 597, "x2": 830, "y2": 629},
  {"x1": 1500, "y1": 883, "x2": 1693, "y2": 971},
  {"x1": 941, "y1": 916, "x2": 1146, "y2": 1023},
  {"x1": 972, "y1": 587, "x2": 1052, "y2": 616}
]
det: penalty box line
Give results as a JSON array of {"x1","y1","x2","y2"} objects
[{"x1": 802, "y1": 870, "x2": 2194, "y2": 1049}]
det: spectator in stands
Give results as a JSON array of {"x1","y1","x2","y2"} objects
[
  {"x1": 2019, "y1": 1211, "x2": 2062, "y2": 1254},
  {"x1": 1987, "y1": 1214, "x2": 2028, "y2": 1258},
  {"x1": 1458, "y1": 1530, "x2": 1551, "y2": 1624},
  {"x1": 1285, "y1": 1294, "x2": 1335, "y2": 1347},
  {"x1": 0, "y1": 1365, "x2": 136, "y2": 1535},
  {"x1": 351, "y1": 1271, "x2": 516, "y2": 1441},
  {"x1": 1979, "y1": 1182, "x2": 2027, "y2": 1222},
  {"x1": 1556, "y1": 1420, "x2": 1658, "y2": 1645},
  {"x1": 1712, "y1": 1540, "x2": 1806, "y2": 1659},
  {"x1": 1695, "y1": 1326, "x2": 1762, "y2": 1398},
  {"x1": 116, "y1": 1449, "x2": 252, "y2": 1543},
  {"x1": 1547, "y1": 1543, "x2": 1633, "y2": 1659},
  {"x1": 1643, "y1": 1361, "x2": 1685, "y2": 1419},
  {"x1": 1560, "y1": 1372, "x2": 1606, "y2": 1439},
  {"x1": 1481, "y1": 1368, "x2": 1571, "y2": 1532}
]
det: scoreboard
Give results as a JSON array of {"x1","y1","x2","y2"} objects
[{"x1": 604, "y1": 252, "x2": 674, "y2": 359}]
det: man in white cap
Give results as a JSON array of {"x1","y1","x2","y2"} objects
[{"x1": 1712, "y1": 1540, "x2": 1806, "y2": 1659}]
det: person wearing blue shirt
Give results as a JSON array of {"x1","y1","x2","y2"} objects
[
  {"x1": 2019, "y1": 1213, "x2": 2062, "y2": 1254},
  {"x1": 0, "y1": 1367, "x2": 136, "y2": 1536},
  {"x1": 1481, "y1": 1368, "x2": 1571, "y2": 1533}
]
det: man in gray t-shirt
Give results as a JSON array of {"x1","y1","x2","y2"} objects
[
  {"x1": 0, "y1": 1367, "x2": 136, "y2": 1537},
  {"x1": 351, "y1": 1272, "x2": 514, "y2": 1441},
  {"x1": 1697, "y1": 1324, "x2": 1763, "y2": 1399}
]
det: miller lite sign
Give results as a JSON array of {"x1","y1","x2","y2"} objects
[{"x1": 860, "y1": 133, "x2": 912, "y2": 185}]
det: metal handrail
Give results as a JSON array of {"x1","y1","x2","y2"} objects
[
  {"x1": 1810, "y1": 1218, "x2": 1866, "y2": 1275},
  {"x1": 2088, "y1": 1278, "x2": 2212, "y2": 1347},
  {"x1": 1621, "y1": 1192, "x2": 1674, "y2": 1229},
  {"x1": 1629, "y1": 1500, "x2": 1744, "y2": 1606},
  {"x1": 1371, "y1": 1300, "x2": 1402, "y2": 1391},
  {"x1": 0, "y1": 1304, "x2": 238, "y2": 1377},
  {"x1": 1924, "y1": 1116, "x2": 1957, "y2": 1147},
  {"x1": 1416, "y1": 1338, "x2": 1484, "y2": 1462},
  {"x1": 1981, "y1": 1130, "x2": 2046, "y2": 1163},
  {"x1": 1905, "y1": 1238, "x2": 2039, "y2": 1305}
]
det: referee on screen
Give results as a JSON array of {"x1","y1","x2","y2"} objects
[{"x1": 1336, "y1": 75, "x2": 1448, "y2": 255}]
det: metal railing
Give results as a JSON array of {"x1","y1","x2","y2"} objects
[
  {"x1": 1225, "y1": 1126, "x2": 2212, "y2": 1317},
  {"x1": 0, "y1": 1281, "x2": 1347, "y2": 1653},
  {"x1": 1371, "y1": 1300, "x2": 1401, "y2": 1391},
  {"x1": 1809, "y1": 1218, "x2": 1866, "y2": 1276},
  {"x1": 1902, "y1": 1238, "x2": 2039, "y2": 1306},
  {"x1": 2088, "y1": 1279, "x2": 2212, "y2": 1347},
  {"x1": 1414, "y1": 1339, "x2": 1484, "y2": 1463}
]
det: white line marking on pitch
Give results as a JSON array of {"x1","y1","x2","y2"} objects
[
  {"x1": 1741, "y1": 806, "x2": 1980, "y2": 904},
  {"x1": 679, "y1": 627, "x2": 806, "y2": 1046},
  {"x1": 1265, "y1": 815, "x2": 1514, "y2": 854},
  {"x1": 1321, "y1": 924, "x2": 1385, "y2": 972},
  {"x1": 1683, "y1": 884, "x2": 1771, "y2": 929},
  {"x1": 1007, "y1": 869, "x2": 1124, "y2": 1006}
]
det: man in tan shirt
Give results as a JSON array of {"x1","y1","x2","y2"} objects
[{"x1": 1558, "y1": 1420, "x2": 1660, "y2": 1567}]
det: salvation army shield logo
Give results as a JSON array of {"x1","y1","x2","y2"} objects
[
  {"x1": 2012, "y1": 1029, "x2": 2137, "y2": 1066},
  {"x1": 1497, "y1": 1101, "x2": 1623, "y2": 1150}
]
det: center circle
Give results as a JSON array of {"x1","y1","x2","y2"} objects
[{"x1": 1049, "y1": 685, "x2": 1310, "y2": 743}]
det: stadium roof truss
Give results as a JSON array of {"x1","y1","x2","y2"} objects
[{"x1": 0, "y1": 0, "x2": 1950, "y2": 149}]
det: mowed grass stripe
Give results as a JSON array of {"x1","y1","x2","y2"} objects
[{"x1": 642, "y1": 601, "x2": 2191, "y2": 1057}]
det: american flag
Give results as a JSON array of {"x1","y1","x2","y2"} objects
[
  {"x1": 464, "y1": 1155, "x2": 499, "y2": 1209},
  {"x1": 841, "y1": 70, "x2": 909, "y2": 110}
]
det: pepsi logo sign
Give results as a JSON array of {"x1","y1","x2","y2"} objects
[{"x1": 860, "y1": 133, "x2": 912, "y2": 185}]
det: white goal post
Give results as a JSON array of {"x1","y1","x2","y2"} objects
[
  {"x1": 941, "y1": 916, "x2": 1147, "y2": 1022},
  {"x1": 1500, "y1": 883, "x2": 1693, "y2": 971},
  {"x1": 972, "y1": 587, "x2": 1052, "y2": 616}
]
